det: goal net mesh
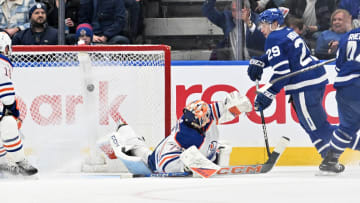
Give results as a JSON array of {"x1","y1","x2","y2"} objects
[{"x1": 10, "y1": 45, "x2": 171, "y2": 173}]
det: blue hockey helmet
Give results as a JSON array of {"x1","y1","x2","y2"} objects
[
  {"x1": 183, "y1": 100, "x2": 210, "y2": 129},
  {"x1": 259, "y1": 8, "x2": 285, "y2": 25}
]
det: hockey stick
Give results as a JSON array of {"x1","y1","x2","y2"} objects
[
  {"x1": 125, "y1": 136, "x2": 290, "y2": 178},
  {"x1": 256, "y1": 80, "x2": 271, "y2": 158},
  {"x1": 217, "y1": 136, "x2": 289, "y2": 175},
  {"x1": 257, "y1": 58, "x2": 336, "y2": 94}
]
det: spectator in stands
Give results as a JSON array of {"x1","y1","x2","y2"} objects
[
  {"x1": 282, "y1": 0, "x2": 336, "y2": 41},
  {"x1": 251, "y1": 0, "x2": 283, "y2": 13},
  {"x1": 78, "y1": 0, "x2": 130, "y2": 44},
  {"x1": 315, "y1": 9, "x2": 352, "y2": 59},
  {"x1": 124, "y1": 0, "x2": 144, "y2": 43},
  {"x1": 12, "y1": 3, "x2": 58, "y2": 45},
  {"x1": 202, "y1": 0, "x2": 266, "y2": 60},
  {"x1": 287, "y1": 16, "x2": 305, "y2": 35},
  {"x1": 0, "y1": 0, "x2": 36, "y2": 37},
  {"x1": 338, "y1": 0, "x2": 360, "y2": 28},
  {"x1": 36, "y1": 0, "x2": 79, "y2": 33},
  {"x1": 76, "y1": 23, "x2": 93, "y2": 45},
  {"x1": 286, "y1": 16, "x2": 315, "y2": 51},
  {"x1": 35, "y1": 0, "x2": 80, "y2": 44}
]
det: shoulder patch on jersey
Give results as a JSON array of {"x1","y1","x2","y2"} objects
[{"x1": 287, "y1": 31, "x2": 298, "y2": 41}]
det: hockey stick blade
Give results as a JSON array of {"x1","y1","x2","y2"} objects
[
  {"x1": 257, "y1": 58, "x2": 335, "y2": 94},
  {"x1": 217, "y1": 136, "x2": 290, "y2": 175}
]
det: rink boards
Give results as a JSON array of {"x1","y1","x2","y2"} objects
[
  {"x1": 11, "y1": 61, "x2": 360, "y2": 172},
  {"x1": 172, "y1": 61, "x2": 359, "y2": 166}
]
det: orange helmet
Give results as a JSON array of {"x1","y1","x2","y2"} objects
[{"x1": 183, "y1": 100, "x2": 210, "y2": 129}]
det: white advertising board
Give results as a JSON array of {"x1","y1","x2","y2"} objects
[{"x1": 171, "y1": 62, "x2": 338, "y2": 148}]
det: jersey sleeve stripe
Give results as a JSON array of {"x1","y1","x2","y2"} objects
[
  {"x1": 0, "y1": 82, "x2": 13, "y2": 87},
  {"x1": 160, "y1": 151, "x2": 182, "y2": 159},
  {"x1": 0, "y1": 92, "x2": 15, "y2": 99},
  {"x1": 158, "y1": 154, "x2": 180, "y2": 169},
  {"x1": 0, "y1": 57, "x2": 12, "y2": 66},
  {"x1": 210, "y1": 103, "x2": 219, "y2": 123},
  {"x1": 161, "y1": 156, "x2": 180, "y2": 172},
  {"x1": 0, "y1": 87, "x2": 14, "y2": 93},
  {"x1": 273, "y1": 69, "x2": 291, "y2": 75},
  {"x1": 272, "y1": 60, "x2": 289, "y2": 70},
  {"x1": 334, "y1": 73, "x2": 360, "y2": 83}
]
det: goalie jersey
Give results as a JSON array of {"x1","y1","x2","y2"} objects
[
  {"x1": 263, "y1": 27, "x2": 328, "y2": 94},
  {"x1": 147, "y1": 102, "x2": 222, "y2": 173},
  {"x1": 334, "y1": 27, "x2": 360, "y2": 88}
]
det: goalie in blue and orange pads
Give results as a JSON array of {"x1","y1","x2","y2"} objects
[{"x1": 97, "y1": 91, "x2": 252, "y2": 175}]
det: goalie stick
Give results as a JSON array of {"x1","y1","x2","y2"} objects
[
  {"x1": 257, "y1": 58, "x2": 336, "y2": 94},
  {"x1": 123, "y1": 136, "x2": 290, "y2": 178}
]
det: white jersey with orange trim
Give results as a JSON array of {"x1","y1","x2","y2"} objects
[
  {"x1": 147, "y1": 102, "x2": 224, "y2": 173},
  {"x1": 0, "y1": 54, "x2": 15, "y2": 107}
]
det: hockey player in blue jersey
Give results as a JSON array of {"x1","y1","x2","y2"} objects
[
  {"x1": 95, "y1": 91, "x2": 252, "y2": 174},
  {"x1": 247, "y1": 8, "x2": 336, "y2": 159},
  {"x1": 318, "y1": 27, "x2": 360, "y2": 173}
]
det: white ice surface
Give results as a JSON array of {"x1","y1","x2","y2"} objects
[{"x1": 1, "y1": 166, "x2": 359, "y2": 203}]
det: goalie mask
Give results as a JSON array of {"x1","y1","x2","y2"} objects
[
  {"x1": 0, "y1": 32, "x2": 12, "y2": 56},
  {"x1": 183, "y1": 100, "x2": 211, "y2": 129}
]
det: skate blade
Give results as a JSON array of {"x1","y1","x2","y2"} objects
[{"x1": 315, "y1": 170, "x2": 341, "y2": 176}]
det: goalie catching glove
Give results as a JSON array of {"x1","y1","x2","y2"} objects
[{"x1": 218, "y1": 91, "x2": 252, "y2": 123}]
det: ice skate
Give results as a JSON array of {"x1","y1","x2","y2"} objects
[
  {"x1": 16, "y1": 159, "x2": 38, "y2": 176},
  {"x1": 318, "y1": 151, "x2": 345, "y2": 175},
  {"x1": 0, "y1": 162, "x2": 20, "y2": 175}
]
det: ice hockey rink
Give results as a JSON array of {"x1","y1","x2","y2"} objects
[{"x1": 1, "y1": 166, "x2": 359, "y2": 203}]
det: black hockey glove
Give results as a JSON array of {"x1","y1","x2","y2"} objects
[
  {"x1": 3, "y1": 100, "x2": 20, "y2": 119},
  {"x1": 248, "y1": 57, "x2": 265, "y2": 81}
]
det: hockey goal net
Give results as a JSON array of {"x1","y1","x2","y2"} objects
[{"x1": 11, "y1": 45, "x2": 171, "y2": 173}]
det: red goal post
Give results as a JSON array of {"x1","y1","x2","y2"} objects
[{"x1": 10, "y1": 45, "x2": 171, "y2": 172}]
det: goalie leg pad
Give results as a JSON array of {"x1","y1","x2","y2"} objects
[
  {"x1": 114, "y1": 124, "x2": 147, "y2": 153},
  {"x1": 96, "y1": 133, "x2": 117, "y2": 160},
  {"x1": 180, "y1": 146, "x2": 220, "y2": 178},
  {"x1": 0, "y1": 116, "x2": 25, "y2": 162},
  {"x1": 109, "y1": 138, "x2": 152, "y2": 175}
]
